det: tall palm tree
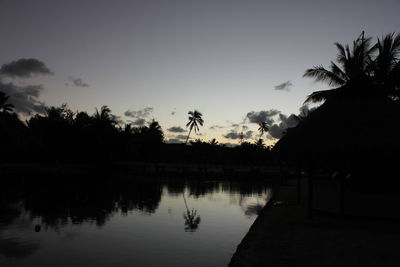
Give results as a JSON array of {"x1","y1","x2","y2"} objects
[
  {"x1": 185, "y1": 110, "x2": 203, "y2": 144},
  {"x1": 372, "y1": 33, "x2": 400, "y2": 98},
  {"x1": 303, "y1": 32, "x2": 377, "y2": 103},
  {"x1": 0, "y1": 91, "x2": 14, "y2": 113},
  {"x1": 258, "y1": 121, "x2": 268, "y2": 139}
]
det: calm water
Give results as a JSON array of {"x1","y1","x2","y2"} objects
[{"x1": 0, "y1": 177, "x2": 272, "y2": 267}]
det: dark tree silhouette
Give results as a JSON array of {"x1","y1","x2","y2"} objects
[
  {"x1": 185, "y1": 110, "x2": 204, "y2": 144},
  {"x1": 373, "y1": 33, "x2": 400, "y2": 98},
  {"x1": 303, "y1": 32, "x2": 376, "y2": 103},
  {"x1": 303, "y1": 32, "x2": 400, "y2": 103},
  {"x1": 257, "y1": 121, "x2": 268, "y2": 139},
  {"x1": 92, "y1": 105, "x2": 116, "y2": 128},
  {"x1": 0, "y1": 91, "x2": 14, "y2": 113}
]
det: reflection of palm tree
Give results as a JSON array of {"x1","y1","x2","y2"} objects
[
  {"x1": 182, "y1": 192, "x2": 201, "y2": 232},
  {"x1": 185, "y1": 110, "x2": 203, "y2": 144},
  {"x1": 258, "y1": 122, "x2": 268, "y2": 139},
  {"x1": 0, "y1": 92, "x2": 14, "y2": 113}
]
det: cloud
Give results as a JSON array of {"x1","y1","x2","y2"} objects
[
  {"x1": 274, "y1": 80, "x2": 292, "y2": 91},
  {"x1": 124, "y1": 107, "x2": 154, "y2": 126},
  {"x1": 0, "y1": 80, "x2": 46, "y2": 114},
  {"x1": 0, "y1": 58, "x2": 53, "y2": 78},
  {"x1": 209, "y1": 125, "x2": 225, "y2": 130},
  {"x1": 167, "y1": 126, "x2": 186, "y2": 133},
  {"x1": 244, "y1": 108, "x2": 306, "y2": 140},
  {"x1": 124, "y1": 107, "x2": 153, "y2": 118},
  {"x1": 224, "y1": 130, "x2": 253, "y2": 140},
  {"x1": 67, "y1": 76, "x2": 90, "y2": 87},
  {"x1": 165, "y1": 138, "x2": 182, "y2": 144},
  {"x1": 176, "y1": 134, "x2": 187, "y2": 140},
  {"x1": 246, "y1": 109, "x2": 280, "y2": 124},
  {"x1": 131, "y1": 118, "x2": 146, "y2": 126}
]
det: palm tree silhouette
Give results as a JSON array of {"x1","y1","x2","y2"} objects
[
  {"x1": 303, "y1": 32, "x2": 376, "y2": 103},
  {"x1": 93, "y1": 105, "x2": 116, "y2": 128},
  {"x1": 0, "y1": 92, "x2": 14, "y2": 113},
  {"x1": 209, "y1": 138, "x2": 218, "y2": 146},
  {"x1": 258, "y1": 121, "x2": 268, "y2": 139},
  {"x1": 182, "y1": 192, "x2": 201, "y2": 232},
  {"x1": 185, "y1": 110, "x2": 204, "y2": 144},
  {"x1": 372, "y1": 33, "x2": 400, "y2": 98}
]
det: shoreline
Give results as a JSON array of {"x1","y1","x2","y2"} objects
[{"x1": 229, "y1": 178, "x2": 400, "y2": 266}]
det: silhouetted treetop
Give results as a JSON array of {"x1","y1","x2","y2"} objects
[
  {"x1": 0, "y1": 91, "x2": 14, "y2": 113},
  {"x1": 304, "y1": 32, "x2": 400, "y2": 103}
]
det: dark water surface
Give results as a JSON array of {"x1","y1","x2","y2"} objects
[{"x1": 0, "y1": 176, "x2": 272, "y2": 266}]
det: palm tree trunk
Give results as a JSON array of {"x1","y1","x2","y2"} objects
[{"x1": 185, "y1": 128, "x2": 193, "y2": 145}]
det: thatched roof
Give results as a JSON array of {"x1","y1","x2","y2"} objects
[{"x1": 274, "y1": 94, "x2": 400, "y2": 163}]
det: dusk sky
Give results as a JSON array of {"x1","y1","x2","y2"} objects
[{"x1": 1, "y1": 0, "x2": 399, "y2": 145}]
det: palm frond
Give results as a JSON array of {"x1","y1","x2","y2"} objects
[
  {"x1": 304, "y1": 88, "x2": 338, "y2": 104},
  {"x1": 304, "y1": 65, "x2": 345, "y2": 86}
]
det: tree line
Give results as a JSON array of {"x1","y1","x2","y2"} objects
[{"x1": 0, "y1": 99, "x2": 272, "y2": 164}]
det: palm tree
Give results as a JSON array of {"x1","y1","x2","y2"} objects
[
  {"x1": 303, "y1": 32, "x2": 377, "y2": 103},
  {"x1": 258, "y1": 121, "x2": 268, "y2": 139},
  {"x1": 0, "y1": 91, "x2": 14, "y2": 113},
  {"x1": 185, "y1": 110, "x2": 204, "y2": 144},
  {"x1": 93, "y1": 105, "x2": 116, "y2": 128},
  {"x1": 209, "y1": 138, "x2": 218, "y2": 146},
  {"x1": 372, "y1": 33, "x2": 400, "y2": 98}
]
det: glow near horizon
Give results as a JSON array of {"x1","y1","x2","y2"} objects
[{"x1": 0, "y1": 0, "x2": 399, "y2": 145}]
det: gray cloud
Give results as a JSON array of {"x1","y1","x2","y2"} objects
[
  {"x1": 166, "y1": 138, "x2": 182, "y2": 144},
  {"x1": 244, "y1": 108, "x2": 308, "y2": 140},
  {"x1": 67, "y1": 76, "x2": 90, "y2": 87},
  {"x1": 124, "y1": 107, "x2": 154, "y2": 126},
  {"x1": 224, "y1": 130, "x2": 253, "y2": 140},
  {"x1": 246, "y1": 109, "x2": 280, "y2": 125},
  {"x1": 0, "y1": 80, "x2": 46, "y2": 114},
  {"x1": 0, "y1": 58, "x2": 53, "y2": 78},
  {"x1": 209, "y1": 125, "x2": 225, "y2": 130},
  {"x1": 176, "y1": 134, "x2": 187, "y2": 140},
  {"x1": 125, "y1": 107, "x2": 153, "y2": 118},
  {"x1": 167, "y1": 126, "x2": 186, "y2": 133},
  {"x1": 131, "y1": 118, "x2": 146, "y2": 126},
  {"x1": 274, "y1": 80, "x2": 292, "y2": 91}
]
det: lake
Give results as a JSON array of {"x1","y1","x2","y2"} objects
[{"x1": 0, "y1": 176, "x2": 272, "y2": 266}]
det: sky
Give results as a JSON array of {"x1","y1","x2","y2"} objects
[{"x1": 1, "y1": 0, "x2": 399, "y2": 145}]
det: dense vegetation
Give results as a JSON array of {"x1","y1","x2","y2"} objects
[{"x1": 0, "y1": 101, "x2": 272, "y2": 164}]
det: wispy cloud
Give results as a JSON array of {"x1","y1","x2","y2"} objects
[
  {"x1": 167, "y1": 126, "x2": 186, "y2": 133},
  {"x1": 274, "y1": 80, "x2": 292, "y2": 91},
  {"x1": 66, "y1": 76, "x2": 90, "y2": 87}
]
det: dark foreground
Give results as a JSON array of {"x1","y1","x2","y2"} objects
[{"x1": 229, "y1": 178, "x2": 400, "y2": 267}]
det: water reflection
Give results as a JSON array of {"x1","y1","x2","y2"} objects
[
  {"x1": 183, "y1": 193, "x2": 201, "y2": 232},
  {"x1": 0, "y1": 176, "x2": 272, "y2": 266}
]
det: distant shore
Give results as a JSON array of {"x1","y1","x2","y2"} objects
[{"x1": 0, "y1": 161, "x2": 284, "y2": 180}]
